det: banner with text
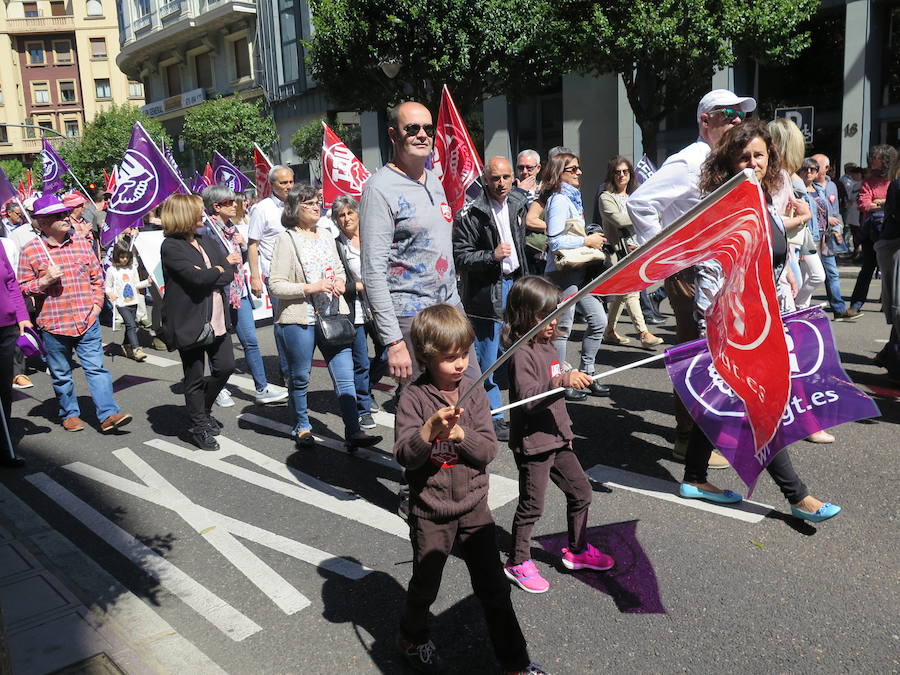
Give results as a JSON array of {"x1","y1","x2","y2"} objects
[
  {"x1": 321, "y1": 123, "x2": 370, "y2": 209},
  {"x1": 431, "y1": 85, "x2": 482, "y2": 215}
]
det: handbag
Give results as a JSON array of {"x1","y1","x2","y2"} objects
[
  {"x1": 553, "y1": 217, "x2": 607, "y2": 269},
  {"x1": 180, "y1": 295, "x2": 215, "y2": 350},
  {"x1": 287, "y1": 231, "x2": 356, "y2": 348}
]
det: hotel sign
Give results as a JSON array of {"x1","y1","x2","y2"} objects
[{"x1": 141, "y1": 88, "x2": 206, "y2": 117}]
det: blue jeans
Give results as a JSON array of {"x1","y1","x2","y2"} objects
[
  {"x1": 267, "y1": 292, "x2": 291, "y2": 386},
  {"x1": 351, "y1": 324, "x2": 373, "y2": 416},
  {"x1": 234, "y1": 295, "x2": 268, "y2": 392},
  {"x1": 472, "y1": 278, "x2": 513, "y2": 418},
  {"x1": 280, "y1": 323, "x2": 361, "y2": 438},
  {"x1": 820, "y1": 253, "x2": 846, "y2": 314},
  {"x1": 549, "y1": 270, "x2": 607, "y2": 374},
  {"x1": 42, "y1": 320, "x2": 119, "y2": 421}
]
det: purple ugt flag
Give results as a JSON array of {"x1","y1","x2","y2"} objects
[
  {"x1": 103, "y1": 123, "x2": 184, "y2": 247},
  {"x1": 634, "y1": 154, "x2": 656, "y2": 185},
  {"x1": 189, "y1": 172, "x2": 210, "y2": 195},
  {"x1": 161, "y1": 141, "x2": 184, "y2": 183},
  {"x1": 664, "y1": 306, "x2": 879, "y2": 494},
  {"x1": 41, "y1": 138, "x2": 69, "y2": 194},
  {"x1": 212, "y1": 151, "x2": 250, "y2": 192},
  {"x1": 0, "y1": 167, "x2": 17, "y2": 206}
]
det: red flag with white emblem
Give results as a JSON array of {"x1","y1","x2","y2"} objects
[
  {"x1": 253, "y1": 145, "x2": 272, "y2": 199},
  {"x1": 321, "y1": 123, "x2": 370, "y2": 209},
  {"x1": 432, "y1": 85, "x2": 483, "y2": 215}
]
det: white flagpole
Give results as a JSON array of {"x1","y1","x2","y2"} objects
[{"x1": 489, "y1": 353, "x2": 666, "y2": 416}]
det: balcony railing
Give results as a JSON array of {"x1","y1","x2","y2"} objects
[
  {"x1": 6, "y1": 15, "x2": 75, "y2": 33},
  {"x1": 133, "y1": 13, "x2": 152, "y2": 32},
  {"x1": 160, "y1": 0, "x2": 183, "y2": 17}
]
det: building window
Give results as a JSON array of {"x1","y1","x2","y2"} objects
[
  {"x1": 24, "y1": 118, "x2": 36, "y2": 139},
  {"x1": 0, "y1": 126, "x2": 7, "y2": 144},
  {"x1": 165, "y1": 63, "x2": 180, "y2": 96},
  {"x1": 23, "y1": 2, "x2": 39, "y2": 17},
  {"x1": 26, "y1": 42, "x2": 45, "y2": 65},
  {"x1": 32, "y1": 81, "x2": 51, "y2": 104},
  {"x1": 34, "y1": 117, "x2": 55, "y2": 134},
  {"x1": 95, "y1": 78, "x2": 111, "y2": 99},
  {"x1": 59, "y1": 80, "x2": 77, "y2": 103},
  {"x1": 86, "y1": 0, "x2": 103, "y2": 16},
  {"x1": 134, "y1": 0, "x2": 150, "y2": 16},
  {"x1": 50, "y1": 1, "x2": 66, "y2": 16},
  {"x1": 233, "y1": 37, "x2": 251, "y2": 80},
  {"x1": 0, "y1": 89, "x2": 4, "y2": 105},
  {"x1": 195, "y1": 52, "x2": 213, "y2": 89},
  {"x1": 64, "y1": 119, "x2": 80, "y2": 137},
  {"x1": 90, "y1": 37, "x2": 107, "y2": 59},
  {"x1": 279, "y1": 0, "x2": 299, "y2": 84},
  {"x1": 54, "y1": 40, "x2": 73, "y2": 64},
  {"x1": 128, "y1": 80, "x2": 143, "y2": 98}
]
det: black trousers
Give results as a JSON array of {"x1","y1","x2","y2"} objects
[
  {"x1": 682, "y1": 424, "x2": 808, "y2": 504},
  {"x1": 401, "y1": 506, "x2": 530, "y2": 672},
  {"x1": 0, "y1": 325, "x2": 18, "y2": 456},
  {"x1": 850, "y1": 238, "x2": 879, "y2": 309},
  {"x1": 178, "y1": 335, "x2": 235, "y2": 428}
]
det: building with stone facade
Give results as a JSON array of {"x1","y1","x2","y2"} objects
[{"x1": 0, "y1": 0, "x2": 141, "y2": 160}]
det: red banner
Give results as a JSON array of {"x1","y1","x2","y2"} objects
[
  {"x1": 253, "y1": 145, "x2": 271, "y2": 199},
  {"x1": 203, "y1": 162, "x2": 213, "y2": 185},
  {"x1": 432, "y1": 85, "x2": 482, "y2": 215},
  {"x1": 591, "y1": 172, "x2": 790, "y2": 451},
  {"x1": 321, "y1": 123, "x2": 370, "y2": 209}
]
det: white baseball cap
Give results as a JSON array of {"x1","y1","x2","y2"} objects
[{"x1": 696, "y1": 89, "x2": 757, "y2": 122}]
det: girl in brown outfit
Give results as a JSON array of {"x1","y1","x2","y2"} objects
[{"x1": 503, "y1": 276, "x2": 615, "y2": 594}]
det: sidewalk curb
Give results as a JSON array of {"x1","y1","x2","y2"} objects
[{"x1": 0, "y1": 484, "x2": 225, "y2": 675}]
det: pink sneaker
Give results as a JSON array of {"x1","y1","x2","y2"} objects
[
  {"x1": 504, "y1": 560, "x2": 550, "y2": 593},
  {"x1": 561, "y1": 543, "x2": 614, "y2": 571}
]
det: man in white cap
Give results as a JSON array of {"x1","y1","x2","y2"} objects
[
  {"x1": 17, "y1": 194, "x2": 132, "y2": 433},
  {"x1": 627, "y1": 88, "x2": 756, "y2": 467}
]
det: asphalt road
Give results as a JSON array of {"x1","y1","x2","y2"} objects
[{"x1": 0, "y1": 268, "x2": 897, "y2": 675}]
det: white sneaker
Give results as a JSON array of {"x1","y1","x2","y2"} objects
[
  {"x1": 255, "y1": 386, "x2": 288, "y2": 405},
  {"x1": 215, "y1": 388, "x2": 235, "y2": 408}
]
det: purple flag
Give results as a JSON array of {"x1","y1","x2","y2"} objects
[
  {"x1": 162, "y1": 141, "x2": 184, "y2": 182},
  {"x1": 664, "y1": 306, "x2": 880, "y2": 493},
  {"x1": 212, "y1": 151, "x2": 250, "y2": 192},
  {"x1": 189, "y1": 172, "x2": 210, "y2": 195},
  {"x1": 41, "y1": 138, "x2": 69, "y2": 194},
  {"x1": 103, "y1": 123, "x2": 184, "y2": 247},
  {"x1": 0, "y1": 168, "x2": 17, "y2": 206},
  {"x1": 634, "y1": 154, "x2": 656, "y2": 185}
]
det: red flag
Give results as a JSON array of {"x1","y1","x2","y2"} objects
[
  {"x1": 253, "y1": 145, "x2": 272, "y2": 199},
  {"x1": 432, "y1": 85, "x2": 483, "y2": 215},
  {"x1": 17, "y1": 180, "x2": 26, "y2": 201},
  {"x1": 26, "y1": 170, "x2": 33, "y2": 198},
  {"x1": 590, "y1": 172, "x2": 790, "y2": 451},
  {"x1": 321, "y1": 123, "x2": 370, "y2": 209},
  {"x1": 203, "y1": 163, "x2": 213, "y2": 185},
  {"x1": 104, "y1": 166, "x2": 117, "y2": 195}
]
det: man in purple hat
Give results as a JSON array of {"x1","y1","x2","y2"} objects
[{"x1": 17, "y1": 194, "x2": 132, "y2": 433}]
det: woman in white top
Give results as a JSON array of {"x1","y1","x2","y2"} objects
[
  {"x1": 332, "y1": 195, "x2": 377, "y2": 429},
  {"x1": 268, "y1": 185, "x2": 381, "y2": 450},
  {"x1": 542, "y1": 153, "x2": 610, "y2": 399},
  {"x1": 598, "y1": 156, "x2": 663, "y2": 349}
]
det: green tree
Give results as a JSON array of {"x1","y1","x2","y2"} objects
[
  {"x1": 58, "y1": 103, "x2": 171, "y2": 188},
  {"x1": 0, "y1": 159, "x2": 27, "y2": 185},
  {"x1": 306, "y1": 0, "x2": 559, "y2": 116},
  {"x1": 560, "y1": 0, "x2": 819, "y2": 157},
  {"x1": 290, "y1": 120, "x2": 361, "y2": 163},
  {"x1": 182, "y1": 96, "x2": 278, "y2": 167}
]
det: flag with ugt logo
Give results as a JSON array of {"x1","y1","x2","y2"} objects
[
  {"x1": 664, "y1": 306, "x2": 879, "y2": 491},
  {"x1": 589, "y1": 170, "x2": 790, "y2": 453},
  {"x1": 103, "y1": 123, "x2": 184, "y2": 246},
  {"x1": 431, "y1": 85, "x2": 483, "y2": 215},
  {"x1": 213, "y1": 151, "x2": 251, "y2": 193},
  {"x1": 41, "y1": 138, "x2": 70, "y2": 194},
  {"x1": 254, "y1": 145, "x2": 272, "y2": 199},
  {"x1": 321, "y1": 123, "x2": 370, "y2": 209}
]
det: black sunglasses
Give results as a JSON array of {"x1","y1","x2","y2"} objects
[
  {"x1": 517, "y1": 164, "x2": 537, "y2": 171},
  {"x1": 713, "y1": 108, "x2": 748, "y2": 122},
  {"x1": 402, "y1": 123, "x2": 436, "y2": 137}
]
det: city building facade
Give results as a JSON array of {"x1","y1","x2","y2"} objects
[{"x1": 0, "y1": 0, "x2": 140, "y2": 160}]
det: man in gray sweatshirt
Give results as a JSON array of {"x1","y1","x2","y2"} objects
[{"x1": 360, "y1": 101, "x2": 478, "y2": 382}]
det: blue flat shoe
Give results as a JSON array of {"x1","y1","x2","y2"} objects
[
  {"x1": 679, "y1": 483, "x2": 743, "y2": 504},
  {"x1": 790, "y1": 502, "x2": 842, "y2": 523}
]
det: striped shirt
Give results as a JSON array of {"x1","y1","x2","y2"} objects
[{"x1": 17, "y1": 230, "x2": 105, "y2": 337}]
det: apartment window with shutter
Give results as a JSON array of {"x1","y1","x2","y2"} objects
[
  {"x1": 26, "y1": 42, "x2": 45, "y2": 65},
  {"x1": 50, "y1": 1, "x2": 66, "y2": 16},
  {"x1": 59, "y1": 80, "x2": 77, "y2": 103},
  {"x1": 23, "y1": 3, "x2": 39, "y2": 17},
  {"x1": 32, "y1": 81, "x2": 51, "y2": 104},
  {"x1": 95, "y1": 78, "x2": 111, "y2": 99},
  {"x1": 233, "y1": 37, "x2": 251, "y2": 79},
  {"x1": 54, "y1": 40, "x2": 73, "y2": 64},
  {"x1": 90, "y1": 38, "x2": 107, "y2": 59}
]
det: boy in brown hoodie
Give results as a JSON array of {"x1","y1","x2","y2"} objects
[{"x1": 393, "y1": 304, "x2": 546, "y2": 674}]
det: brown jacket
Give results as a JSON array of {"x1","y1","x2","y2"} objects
[
  {"x1": 394, "y1": 375, "x2": 497, "y2": 521},
  {"x1": 508, "y1": 340, "x2": 574, "y2": 455}
]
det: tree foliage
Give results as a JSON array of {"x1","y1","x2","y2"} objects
[
  {"x1": 0, "y1": 159, "x2": 27, "y2": 185},
  {"x1": 58, "y1": 103, "x2": 171, "y2": 187},
  {"x1": 306, "y1": 0, "x2": 561, "y2": 116},
  {"x1": 290, "y1": 120, "x2": 361, "y2": 163},
  {"x1": 182, "y1": 96, "x2": 278, "y2": 167},
  {"x1": 559, "y1": 0, "x2": 819, "y2": 156}
]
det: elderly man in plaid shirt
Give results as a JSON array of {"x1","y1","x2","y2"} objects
[{"x1": 17, "y1": 194, "x2": 131, "y2": 433}]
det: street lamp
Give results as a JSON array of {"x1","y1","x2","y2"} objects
[{"x1": 0, "y1": 122, "x2": 66, "y2": 139}]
